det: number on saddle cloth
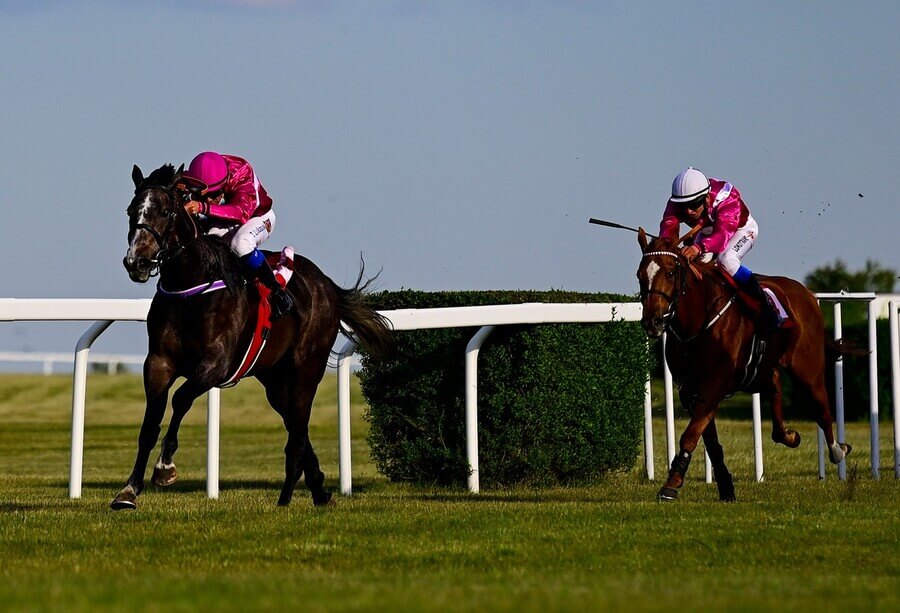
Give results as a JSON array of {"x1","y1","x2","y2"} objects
[
  {"x1": 760, "y1": 286, "x2": 788, "y2": 326},
  {"x1": 271, "y1": 246, "x2": 295, "y2": 288}
]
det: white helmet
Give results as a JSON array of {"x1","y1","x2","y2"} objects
[{"x1": 670, "y1": 167, "x2": 710, "y2": 204}]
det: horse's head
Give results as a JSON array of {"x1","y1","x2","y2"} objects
[
  {"x1": 636, "y1": 225, "x2": 702, "y2": 337},
  {"x1": 123, "y1": 163, "x2": 187, "y2": 282}
]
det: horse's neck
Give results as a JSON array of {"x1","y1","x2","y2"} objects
[
  {"x1": 160, "y1": 238, "x2": 240, "y2": 291},
  {"x1": 672, "y1": 273, "x2": 725, "y2": 337}
]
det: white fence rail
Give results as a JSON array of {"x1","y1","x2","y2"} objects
[
  {"x1": 0, "y1": 351, "x2": 145, "y2": 375},
  {"x1": 1, "y1": 295, "x2": 897, "y2": 500}
]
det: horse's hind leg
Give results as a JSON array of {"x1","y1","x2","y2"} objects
[
  {"x1": 702, "y1": 420, "x2": 735, "y2": 502},
  {"x1": 263, "y1": 378, "x2": 330, "y2": 507},
  {"x1": 795, "y1": 369, "x2": 852, "y2": 464},
  {"x1": 152, "y1": 379, "x2": 208, "y2": 487},
  {"x1": 765, "y1": 369, "x2": 800, "y2": 448},
  {"x1": 301, "y1": 436, "x2": 332, "y2": 506}
]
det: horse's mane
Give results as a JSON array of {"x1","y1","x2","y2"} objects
[
  {"x1": 141, "y1": 164, "x2": 178, "y2": 190},
  {"x1": 196, "y1": 234, "x2": 246, "y2": 291}
]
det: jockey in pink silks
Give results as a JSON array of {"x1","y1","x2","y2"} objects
[
  {"x1": 181, "y1": 151, "x2": 294, "y2": 319},
  {"x1": 659, "y1": 167, "x2": 776, "y2": 332}
]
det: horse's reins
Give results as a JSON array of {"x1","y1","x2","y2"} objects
[
  {"x1": 131, "y1": 184, "x2": 200, "y2": 277},
  {"x1": 641, "y1": 249, "x2": 736, "y2": 342}
]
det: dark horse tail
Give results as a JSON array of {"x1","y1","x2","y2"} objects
[
  {"x1": 334, "y1": 262, "x2": 393, "y2": 358},
  {"x1": 825, "y1": 337, "x2": 866, "y2": 363}
]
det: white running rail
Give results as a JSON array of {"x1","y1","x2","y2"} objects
[{"x1": 1, "y1": 294, "x2": 893, "y2": 500}]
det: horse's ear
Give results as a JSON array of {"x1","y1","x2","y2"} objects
[
  {"x1": 132, "y1": 165, "x2": 143, "y2": 188},
  {"x1": 638, "y1": 227, "x2": 649, "y2": 251},
  {"x1": 172, "y1": 163, "x2": 184, "y2": 186}
]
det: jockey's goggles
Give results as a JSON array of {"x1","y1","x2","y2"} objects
[
  {"x1": 683, "y1": 194, "x2": 707, "y2": 211},
  {"x1": 180, "y1": 177, "x2": 222, "y2": 201}
]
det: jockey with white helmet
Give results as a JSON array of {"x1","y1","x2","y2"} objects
[
  {"x1": 659, "y1": 167, "x2": 776, "y2": 332},
  {"x1": 181, "y1": 151, "x2": 294, "y2": 319}
]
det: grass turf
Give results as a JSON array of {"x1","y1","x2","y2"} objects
[{"x1": 0, "y1": 373, "x2": 898, "y2": 611}]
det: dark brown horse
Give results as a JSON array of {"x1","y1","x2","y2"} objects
[
  {"x1": 636, "y1": 226, "x2": 850, "y2": 501},
  {"x1": 115, "y1": 163, "x2": 392, "y2": 509}
]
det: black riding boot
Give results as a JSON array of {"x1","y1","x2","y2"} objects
[
  {"x1": 248, "y1": 258, "x2": 294, "y2": 320},
  {"x1": 740, "y1": 273, "x2": 778, "y2": 337}
]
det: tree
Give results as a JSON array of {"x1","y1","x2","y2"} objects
[
  {"x1": 805, "y1": 259, "x2": 897, "y2": 327},
  {"x1": 805, "y1": 259, "x2": 897, "y2": 293}
]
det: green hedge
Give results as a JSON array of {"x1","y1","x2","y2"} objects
[{"x1": 357, "y1": 290, "x2": 651, "y2": 488}]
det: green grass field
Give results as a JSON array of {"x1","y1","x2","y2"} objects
[{"x1": 1, "y1": 373, "x2": 898, "y2": 611}]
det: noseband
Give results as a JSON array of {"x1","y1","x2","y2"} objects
[{"x1": 130, "y1": 185, "x2": 197, "y2": 276}]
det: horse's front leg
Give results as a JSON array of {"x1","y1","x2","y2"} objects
[
  {"x1": 152, "y1": 378, "x2": 210, "y2": 487},
  {"x1": 111, "y1": 356, "x2": 176, "y2": 510},
  {"x1": 658, "y1": 395, "x2": 720, "y2": 501}
]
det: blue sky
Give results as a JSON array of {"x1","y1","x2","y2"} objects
[{"x1": 1, "y1": 1, "x2": 898, "y2": 358}]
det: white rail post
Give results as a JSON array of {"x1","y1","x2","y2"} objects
[
  {"x1": 833, "y1": 302, "x2": 847, "y2": 480},
  {"x1": 465, "y1": 326, "x2": 495, "y2": 493},
  {"x1": 70, "y1": 320, "x2": 114, "y2": 499},
  {"x1": 661, "y1": 333, "x2": 676, "y2": 466},
  {"x1": 337, "y1": 339, "x2": 358, "y2": 496},
  {"x1": 867, "y1": 300, "x2": 880, "y2": 478},
  {"x1": 890, "y1": 301, "x2": 900, "y2": 478},
  {"x1": 643, "y1": 373, "x2": 654, "y2": 481},
  {"x1": 752, "y1": 393, "x2": 764, "y2": 482},
  {"x1": 207, "y1": 387, "x2": 220, "y2": 499},
  {"x1": 815, "y1": 296, "x2": 826, "y2": 479},
  {"x1": 818, "y1": 428, "x2": 827, "y2": 480}
]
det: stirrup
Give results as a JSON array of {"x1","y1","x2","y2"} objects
[{"x1": 269, "y1": 288, "x2": 294, "y2": 320}]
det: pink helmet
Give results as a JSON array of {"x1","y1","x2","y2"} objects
[{"x1": 184, "y1": 151, "x2": 228, "y2": 193}]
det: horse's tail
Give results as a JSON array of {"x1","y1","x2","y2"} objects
[
  {"x1": 334, "y1": 259, "x2": 394, "y2": 359},
  {"x1": 825, "y1": 337, "x2": 866, "y2": 363}
]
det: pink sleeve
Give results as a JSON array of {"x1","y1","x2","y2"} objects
[
  {"x1": 207, "y1": 184, "x2": 256, "y2": 224},
  {"x1": 697, "y1": 196, "x2": 741, "y2": 253},
  {"x1": 658, "y1": 201, "x2": 681, "y2": 239}
]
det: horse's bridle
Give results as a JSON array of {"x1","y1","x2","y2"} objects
[
  {"x1": 130, "y1": 185, "x2": 198, "y2": 276},
  {"x1": 640, "y1": 250, "x2": 683, "y2": 318},
  {"x1": 641, "y1": 249, "x2": 737, "y2": 342}
]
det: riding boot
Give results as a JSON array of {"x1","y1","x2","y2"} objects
[
  {"x1": 242, "y1": 250, "x2": 294, "y2": 320},
  {"x1": 739, "y1": 273, "x2": 778, "y2": 338}
]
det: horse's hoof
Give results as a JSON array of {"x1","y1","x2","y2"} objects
[
  {"x1": 313, "y1": 490, "x2": 333, "y2": 507},
  {"x1": 784, "y1": 430, "x2": 801, "y2": 449},
  {"x1": 657, "y1": 487, "x2": 679, "y2": 501},
  {"x1": 152, "y1": 465, "x2": 177, "y2": 487},
  {"x1": 715, "y1": 473, "x2": 736, "y2": 502},
  {"x1": 828, "y1": 442, "x2": 852, "y2": 464},
  {"x1": 772, "y1": 430, "x2": 801, "y2": 448},
  {"x1": 110, "y1": 489, "x2": 137, "y2": 511}
]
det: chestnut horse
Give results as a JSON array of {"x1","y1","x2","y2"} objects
[
  {"x1": 116, "y1": 163, "x2": 392, "y2": 510},
  {"x1": 636, "y1": 226, "x2": 851, "y2": 501}
]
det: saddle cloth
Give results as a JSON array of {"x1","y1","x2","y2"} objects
[
  {"x1": 218, "y1": 247, "x2": 295, "y2": 388},
  {"x1": 762, "y1": 286, "x2": 790, "y2": 326}
]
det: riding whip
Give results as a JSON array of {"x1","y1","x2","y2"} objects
[{"x1": 588, "y1": 218, "x2": 657, "y2": 238}]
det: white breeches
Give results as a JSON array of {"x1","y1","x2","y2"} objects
[
  {"x1": 205, "y1": 209, "x2": 277, "y2": 257},
  {"x1": 715, "y1": 215, "x2": 758, "y2": 276}
]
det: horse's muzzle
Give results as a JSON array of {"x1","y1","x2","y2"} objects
[
  {"x1": 123, "y1": 255, "x2": 151, "y2": 283},
  {"x1": 641, "y1": 316, "x2": 665, "y2": 338}
]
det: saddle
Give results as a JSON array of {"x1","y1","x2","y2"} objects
[
  {"x1": 218, "y1": 247, "x2": 295, "y2": 388},
  {"x1": 732, "y1": 281, "x2": 791, "y2": 389}
]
